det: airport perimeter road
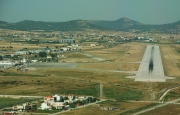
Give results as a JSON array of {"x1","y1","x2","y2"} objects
[{"x1": 134, "y1": 45, "x2": 171, "y2": 82}]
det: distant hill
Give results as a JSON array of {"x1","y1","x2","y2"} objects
[
  {"x1": 92, "y1": 17, "x2": 143, "y2": 30},
  {"x1": 92, "y1": 17, "x2": 180, "y2": 33},
  {"x1": 0, "y1": 17, "x2": 180, "y2": 33},
  {"x1": 0, "y1": 20, "x2": 107, "y2": 31},
  {"x1": 0, "y1": 20, "x2": 8, "y2": 27}
]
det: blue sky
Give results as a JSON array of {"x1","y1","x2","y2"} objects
[{"x1": 0, "y1": 0, "x2": 180, "y2": 24}]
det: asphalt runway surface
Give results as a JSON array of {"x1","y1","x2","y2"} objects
[
  {"x1": 127, "y1": 45, "x2": 174, "y2": 82},
  {"x1": 28, "y1": 62, "x2": 78, "y2": 68}
]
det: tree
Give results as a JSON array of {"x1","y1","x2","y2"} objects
[
  {"x1": 39, "y1": 52, "x2": 47, "y2": 58},
  {"x1": 55, "y1": 46, "x2": 58, "y2": 49},
  {"x1": 0, "y1": 55, "x2": 2, "y2": 60},
  {"x1": 69, "y1": 102, "x2": 76, "y2": 108},
  {"x1": 50, "y1": 53, "x2": 57, "y2": 59}
]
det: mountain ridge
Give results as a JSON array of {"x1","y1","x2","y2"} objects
[{"x1": 0, "y1": 17, "x2": 180, "y2": 33}]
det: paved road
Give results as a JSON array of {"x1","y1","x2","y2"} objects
[
  {"x1": 49, "y1": 100, "x2": 107, "y2": 115},
  {"x1": 127, "y1": 45, "x2": 174, "y2": 82}
]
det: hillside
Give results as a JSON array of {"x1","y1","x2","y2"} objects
[
  {"x1": 0, "y1": 20, "x2": 107, "y2": 31},
  {"x1": 0, "y1": 18, "x2": 180, "y2": 33}
]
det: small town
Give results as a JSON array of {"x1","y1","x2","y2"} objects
[{"x1": 1, "y1": 94, "x2": 97, "y2": 115}]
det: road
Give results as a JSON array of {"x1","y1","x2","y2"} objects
[
  {"x1": 49, "y1": 100, "x2": 107, "y2": 115},
  {"x1": 99, "y1": 83, "x2": 103, "y2": 98},
  {"x1": 0, "y1": 95, "x2": 43, "y2": 98},
  {"x1": 128, "y1": 45, "x2": 174, "y2": 82},
  {"x1": 159, "y1": 85, "x2": 180, "y2": 101},
  {"x1": 132, "y1": 98, "x2": 180, "y2": 115}
]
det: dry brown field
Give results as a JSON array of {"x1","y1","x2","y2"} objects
[
  {"x1": 0, "y1": 42, "x2": 67, "y2": 50},
  {"x1": 64, "y1": 52, "x2": 96, "y2": 62},
  {"x1": 0, "y1": 68, "x2": 100, "y2": 96},
  {"x1": 163, "y1": 87, "x2": 180, "y2": 101},
  {"x1": 78, "y1": 62, "x2": 139, "y2": 71},
  {"x1": 160, "y1": 44, "x2": 180, "y2": 77},
  {"x1": 142, "y1": 104, "x2": 180, "y2": 115},
  {"x1": 60, "y1": 101, "x2": 153, "y2": 115},
  {"x1": 85, "y1": 42, "x2": 146, "y2": 62}
]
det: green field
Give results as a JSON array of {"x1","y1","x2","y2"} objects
[{"x1": 0, "y1": 97, "x2": 33, "y2": 108}]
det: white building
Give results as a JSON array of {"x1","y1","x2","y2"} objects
[
  {"x1": 0, "y1": 61, "x2": 16, "y2": 67},
  {"x1": 60, "y1": 47, "x2": 69, "y2": 51},
  {"x1": 31, "y1": 60, "x2": 38, "y2": 63},
  {"x1": 40, "y1": 102, "x2": 50, "y2": 110},
  {"x1": 14, "y1": 51, "x2": 27, "y2": 55}
]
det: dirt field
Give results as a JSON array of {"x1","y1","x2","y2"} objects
[
  {"x1": 85, "y1": 43, "x2": 146, "y2": 62},
  {"x1": 160, "y1": 44, "x2": 180, "y2": 77},
  {"x1": 60, "y1": 100, "x2": 153, "y2": 115},
  {"x1": 142, "y1": 104, "x2": 180, "y2": 115},
  {"x1": 0, "y1": 68, "x2": 100, "y2": 96},
  {"x1": 78, "y1": 62, "x2": 139, "y2": 71},
  {"x1": 163, "y1": 87, "x2": 180, "y2": 101}
]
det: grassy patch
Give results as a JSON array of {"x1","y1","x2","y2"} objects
[
  {"x1": 2, "y1": 72, "x2": 45, "y2": 77},
  {"x1": 164, "y1": 89, "x2": 180, "y2": 101},
  {"x1": 176, "y1": 63, "x2": 180, "y2": 70},
  {"x1": 66, "y1": 53, "x2": 90, "y2": 58},
  {"x1": 57, "y1": 87, "x2": 99, "y2": 97},
  {"x1": 104, "y1": 87, "x2": 142, "y2": 101},
  {"x1": 119, "y1": 103, "x2": 159, "y2": 115},
  {"x1": 36, "y1": 109, "x2": 61, "y2": 114},
  {"x1": 0, "y1": 97, "x2": 33, "y2": 108},
  {"x1": 141, "y1": 104, "x2": 180, "y2": 115},
  {"x1": 176, "y1": 49, "x2": 180, "y2": 54}
]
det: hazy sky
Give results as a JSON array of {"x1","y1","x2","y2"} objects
[{"x1": 0, "y1": 0, "x2": 180, "y2": 24}]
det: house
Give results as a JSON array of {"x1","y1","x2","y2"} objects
[
  {"x1": 20, "y1": 58, "x2": 28, "y2": 63},
  {"x1": 68, "y1": 94, "x2": 75, "y2": 101},
  {"x1": 60, "y1": 47, "x2": 69, "y2": 51},
  {"x1": 54, "y1": 95, "x2": 64, "y2": 102},
  {"x1": 24, "y1": 38, "x2": 32, "y2": 41},
  {"x1": 71, "y1": 44, "x2": 78, "y2": 47},
  {"x1": 46, "y1": 55, "x2": 52, "y2": 59},
  {"x1": 59, "y1": 39, "x2": 75, "y2": 44},
  {"x1": 145, "y1": 38, "x2": 153, "y2": 42},
  {"x1": 40, "y1": 102, "x2": 51, "y2": 110},
  {"x1": 44, "y1": 96, "x2": 54, "y2": 102},
  {"x1": 52, "y1": 102, "x2": 65, "y2": 109},
  {"x1": 138, "y1": 37, "x2": 144, "y2": 40},
  {"x1": 90, "y1": 44, "x2": 96, "y2": 47},
  {"x1": 31, "y1": 60, "x2": 38, "y2": 63}
]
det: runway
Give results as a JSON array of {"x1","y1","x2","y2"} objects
[{"x1": 127, "y1": 45, "x2": 174, "y2": 82}]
